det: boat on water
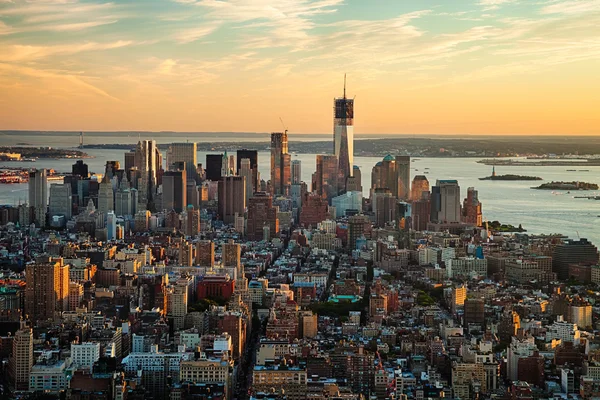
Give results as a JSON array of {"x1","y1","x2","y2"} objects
[
  {"x1": 566, "y1": 169, "x2": 576, "y2": 171},
  {"x1": 21, "y1": 158, "x2": 37, "y2": 162}
]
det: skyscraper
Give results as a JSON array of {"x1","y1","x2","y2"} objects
[
  {"x1": 462, "y1": 187, "x2": 482, "y2": 226},
  {"x1": 205, "y1": 154, "x2": 223, "y2": 181},
  {"x1": 553, "y1": 239, "x2": 599, "y2": 280},
  {"x1": 106, "y1": 211, "x2": 117, "y2": 240},
  {"x1": 371, "y1": 155, "x2": 398, "y2": 198},
  {"x1": 184, "y1": 206, "x2": 200, "y2": 237},
  {"x1": 163, "y1": 163, "x2": 187, "y2": 213},
  {"x1": 135, "y1": 140, "x2": 159, "y2": 209},
  {"x1": 97, "y1": 175, "x2": 114, "y2": 214},
  {"x1": 237, "y1": 149, "x2": 258, "y2": 192},
  {"x1": 411, "y1": 175, "x2": 430, "y2": 201},
  {"x1": 432, "y1": 180, "x2": 461, "y2": 223},
  {"x1": 247, "y1": 192, "x2": 279, "y2": 241},
  {"x1": 333, "y1": 76, "x2": 354, "y2": 191},
  {"x1": 313, "y1": 155, "x2": 338, "y2": 203},
  {"x1": 221, "y1": 151, "x2": 231, "y2": 177},
  {"x1": 115, "y1": 175, "x2": 133, "y2": 217},
  {"x1": 29, "y1": 168, "x2": 47, "y2": 227},
  {"x1": 72, "y1": 160, "x2": 89, "y2": 178},
  {"x1": 25, "y1": 256, "x2": 69, "y2": 321},
  {"x1": 196, "y1": 240, "x2": 215, "y2": 267},
  {"x1": 9, "y1": 323, "x2": 33, "y2": 391},
  {"x1": 291, "y1": 159, "x2": 302, "y2": 185},
  {"x1": 167, "y1": 142, "x2": 198, "y2": 182},
  {"x1": 240, "y1": 158, "x2": 254, "y2": 203},
  {"x1": 396, "y1": 156, "x2": 410, "y2": 200},
  {"x1": 218, "y1": 176, "x2": 246, "y2": 224},
  {"x1": 49, "y1": 183, "x2": 72, "y2": 220},
  {"x1": 270, "y1": 132, "x2": 291, "y2": 196}
]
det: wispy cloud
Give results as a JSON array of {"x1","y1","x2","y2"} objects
[
  {"x1": 478, "y1": 0, "x2": 518, "y2": 11},
  {"x1": 0, "y1": 40, "x2": 133, "y2": 61},
  {"x1": 540, "y1": 0, "x2": 600, "y2": 14},
  {"x1": 0, "y1": 62, "x2": 121, "y2": 101},
  {"x1": 172, "y1": 23, "x2": 220, "y2": 44}
]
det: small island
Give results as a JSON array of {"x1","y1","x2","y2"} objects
[
  {"x1": 480, "y1": 174, "x2": 542, "y2": 181},
  {"x1": 486, "y1": 221, "x2": 527, "y2": 232},
  {"x1": 532, "y1": 181, "x2": 599, "y2": 190}
]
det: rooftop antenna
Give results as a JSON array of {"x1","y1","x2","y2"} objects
[{"x1": 343, "y1": 73, "x2": 346, "y2": 99}]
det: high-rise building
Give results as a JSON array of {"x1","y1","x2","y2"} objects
[
  {"x1": 9, "y1": 324, "x2": 33, "y2": 391},
  {"x1": 346, "y1": 165, "x2": 362, "y2": 193},
  {"x1": 185, "y1": 206, "x2": 201, "y2": 237},
  {"x1": 270, "y1": 132, "x2": 291, "y2": 196},
  {"x1": 222, "y1": 240, "x2": 241, "y2": 269},
  {"x1": 396, "y1": 156, "x2": 410, "y2": 200},
  {"x1": 313, "y1": 154, "x2": 338, "y2": 202},
  {"x1": 196, "y1": 240, "x2": 215, "y2": 267},
  {"x1": 237, "y1": 149, "x2": 258, "y2": 192},
  {"x1": 49, "y1": 183, "x2": 72, "y2": 220},
  {"x1": 411, "y1": 175, "x2": 430, "y2": 201},
  {"x1": 247, "y1": 192, "x2": 279, "y2": 241},
  {"x1": 25, "y1": 256, "x2": 69, "y2": 321},
  {"x1": 221, "y1": 151, "x2": 231, "y2": 177},
  {"x1": 163, "y1": 164, "x2": 187, "y2": 213},
  {"x1": 218, "y1": 176, "x2": 246, "y2": 224},
  {"x1": 375, "y1": 194, "x2": 396, "y2": 227},
  {"x1": 451, "y1": 285, "x2": 467, "y2": 314},
  {"x1": 72, "y1": 160, "x2": 89, "y2": 178},
  {"x1": 106, "y1": 211, "x2": 117, "y2": 240},
  {"x1": 371, "y1": 155, "x2": 398, "y2": 198},
  {"x1": 462, "y1": 187, "x2": 482, "y2": 226},
  {"x1": 553, "y1": 239, "x2": 599, "y2": 280},
  {"x1": 167, "y1": 282, "x2": 188, "y2": 331},
  {"x1": 291, "y1": 159, "x2": 302, "y2": 185},
  {"x1": 115, "y1": 175, "x2": 133, "y2": 217},
  {"x1": 135, "y1": 140, "x2": 160, "y2": 209},
  {"x1": 347, "y1": 215, "x2": 369, "y2": 250},
  {"x1": 97, "y1": 175, "x2": 114, "y2": 214},
  {"x1": 412, "y1": 192, "x2": 431, "y2": 231},
  {"x1": 431, "y1": 180, "x2": 461, "y2": 223},
  {"x1": 167, "y1": 142, "x2": 197, "y2": 182},
  {"x1": 124, "y1": 151, "x2": 136, "y2": 172},
  {"x1": 333, "y1": 77, "x2": 354, "y2": 190},
  {"x1": 205, "y1": 154, "x2": 223, "y2": 181},
  {"x1": 29, "y1": 168, "x2": 48, "y2": 227},
  {"x1": 239, "y1": 158, "x2": 254, "y2": 202},
  {"x1": 105, "y1": 161, "x2": 120, "y2": 180}
]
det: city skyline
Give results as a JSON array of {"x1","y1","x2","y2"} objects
[{"x1": 1, "y1": 0, "x2": 599, "y2": 135}]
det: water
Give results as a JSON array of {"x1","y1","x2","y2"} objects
[{"x1": 1, "y1": 146, "x2": 599, "y2": 245}]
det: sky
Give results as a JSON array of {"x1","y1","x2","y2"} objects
[{"x1": 0, "y1": 0, "x2": 599, "y2": 135}]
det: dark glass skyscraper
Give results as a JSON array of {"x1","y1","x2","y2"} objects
[
  {"x1": 237, "y1": 149, "x2": 258, "y2": 192},
  {"x1": 270, "y1": 132, "x2": 290, "y2": 196},
  {"x1": 334, "y1": 76, "x2": 354, "y2": 191},
  {"x1": 205, "y1": 154, "x2": 223, "y2": 181}
]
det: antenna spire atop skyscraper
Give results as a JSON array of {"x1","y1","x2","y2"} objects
[{"x1": 343, "y1": 73, "x2": 346, "y2": 99}]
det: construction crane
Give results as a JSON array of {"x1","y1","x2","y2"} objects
[{"x1": 279, "y1": 117, "x2": 288, "y2": 135}]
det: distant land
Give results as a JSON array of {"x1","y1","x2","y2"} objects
[
  {"x1": 479, "y1": 174, "x2": 543, "y2": 181},
  {"x1": 2, "y1": 131, "x2": 600, "y2": 158},
  {"x1": 532, "y1": 181, "x2": 599, "y2": 190}
]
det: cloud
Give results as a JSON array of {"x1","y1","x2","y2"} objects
[
  {"x1": 540, "y1": 0, "x2": 600, "y2": 15},
  {"x1": 478, "y1": 0, "x2": 518, "y2": 11},
  {"x1": 0, "y1": 62, "x2": 121, "y2": 101},
  {"x1": 172, "y1": 23, "x2": 220, "y2": 43},
  {"x1": 0, "y1": 40, "x2": 133, "y2": 61}
]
